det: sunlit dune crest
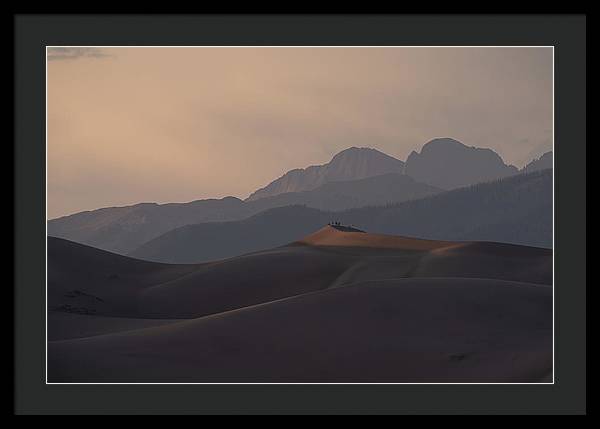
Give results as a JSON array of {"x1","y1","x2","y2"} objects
[{"x1": 295, "y1": 225, "x2": 460, "y2": 251}]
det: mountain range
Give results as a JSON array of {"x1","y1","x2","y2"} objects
[
  {"x1": 48, "y1": 173, "x2": 440, "y2": 254},
  {"x1": 130, "y1": 169, "x2": 552, "y2": 263},
  {"x1": 246, "y1": 147, "x2": 405, "y2": 200},
  {"x1": 48, "y1": 137, "x2": 552, "y2": 258},
  {"x1": 404, "y1": 138, "x2": 519, "y2": 189},
  {"x1": 522, "y1": 151, "x2": 553, "y2": 173}
]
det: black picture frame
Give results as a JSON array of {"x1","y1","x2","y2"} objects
[{"x1": 14, "y1": 14, "x2": 586, "y2": 415}]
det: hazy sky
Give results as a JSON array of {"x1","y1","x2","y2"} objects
[{"x1": 48, "y1": 47, "x2": 553, "y2": 218}]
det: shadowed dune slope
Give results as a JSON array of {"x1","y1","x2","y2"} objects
[
  {"x1": 48, "y1": 278, "x2": 552, "y2": 383},
  {"x1": 48, "y1": 312, "x2": 181, "y2": 341},
  {"x1": 49, "y1": 227, "x2": 551, "y2": 322},
  {"x1": 136, "y1": 245, "x2": 354, "y2": 319},
  {"x1": 48, "y1": 227, "x2": 552, "y2": 382},
  {"x1": 47, "y1": 237, "x2": 199, "y2": 317},
  {"x1": 49, "y1": 234, "x2": 356, "y2": 319},
  {"x1": 136, "y1": 227, "x2": 550, "y2": 318}
]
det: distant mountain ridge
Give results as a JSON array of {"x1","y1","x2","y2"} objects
[
  {"x1": 47, "y1": 197, "x2": 251, "y2": 255},
  {"x1": 521, "y1": 151, "x2": 552, "y2": 173},
  {"x1": 246, "y1": 147, "x2": 405, "y2": 201},
  {"x1": 404, "y1": 138, "x2": 519, "y2": 189},
  {"x1": 130, "y1": 169, "x2": 552, "y2": 263},
  {"x1": 252, "y1": 173, "x2": 440, "y2": 212},
  {"x1": 48, "y1": 138, "x2": 552, "y2": 255},
  {"x1": 48, "y1": 173, "x2": 440, "y2": 254}
]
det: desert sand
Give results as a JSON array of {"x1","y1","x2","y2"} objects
[{"x1": 47, "y1": 225, "x2": 552, "y2": 382}]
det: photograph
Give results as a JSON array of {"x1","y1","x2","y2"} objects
[{"x1": 45, "y1": 46, "x2": 554, "y2": 384}]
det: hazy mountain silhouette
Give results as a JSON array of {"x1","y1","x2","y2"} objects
[
  {"x1": 47, "y1": 197, "x2": 252, "y2": 255},
  {"x1": 251, "y1": 173, "x2": 440, "y2": 211},
  {"x1": 48, "y1": 173, "x2": 439, "y2": 254},
  {"x1": 129, "y1": 205, "x2": 329, "y2": 263},
  {"x1": 521, "y1": 151, "x2": 552, "y2": 173},
  {"x1": 404, "y1": 138, "x2": 519, "y2": 189},
  {"x1": 246, "y1": 147, "x2": 405, "y2": 201},
  {"x1": 130, "y1": 169, "x2": 552, "y2": 263},
  {"x1": 519, "y1": 142, "x2": 552, "y2": 168},
  {"x1": 48, "y1": 140, "x2": 551, "y2": 255}
]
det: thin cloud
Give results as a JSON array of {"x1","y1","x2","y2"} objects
[{"x1": 47, "y1": 47, "x2": 111, "y2": 61}]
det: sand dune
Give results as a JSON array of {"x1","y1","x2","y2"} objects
[
  {"x1": 48, "y1": 312, "x2": 181, "y2": 341},
  {"x1": 414, "y1": 241, "x2": 552, "y2": 285},
  {"x1": 49, "y1": 278, "x2": 552, "y2": 383},
  {"x1": 48, "y1": 237, "x2": 199, "y2": 317},
  {"x1": 48, "y1": 226, "x2": 552, "y2": 382},
  {"x1": 294, "y1": 226, "x2": 551, "y2": 287},
  {"x1": 296, "y1": 225, "x2": 459, "y2": 250},
  {"x1": 49, "y1": 228, "x2": 550, "y2": 321},
  {"x1": 136, "y1": 246, "x2": 354, "y2": 318}
]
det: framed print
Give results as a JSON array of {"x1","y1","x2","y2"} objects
[{"x1": 14, "y1": 14, "x2": 586, "y2": 415}]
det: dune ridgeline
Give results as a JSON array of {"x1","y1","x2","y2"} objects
[{"x1": 48, "y1": 222, "x2": 552, "y2": 382}]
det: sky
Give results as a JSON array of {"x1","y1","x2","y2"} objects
[{"x1": 47, "y1": 47, "x2": 553, "y2": 219}]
